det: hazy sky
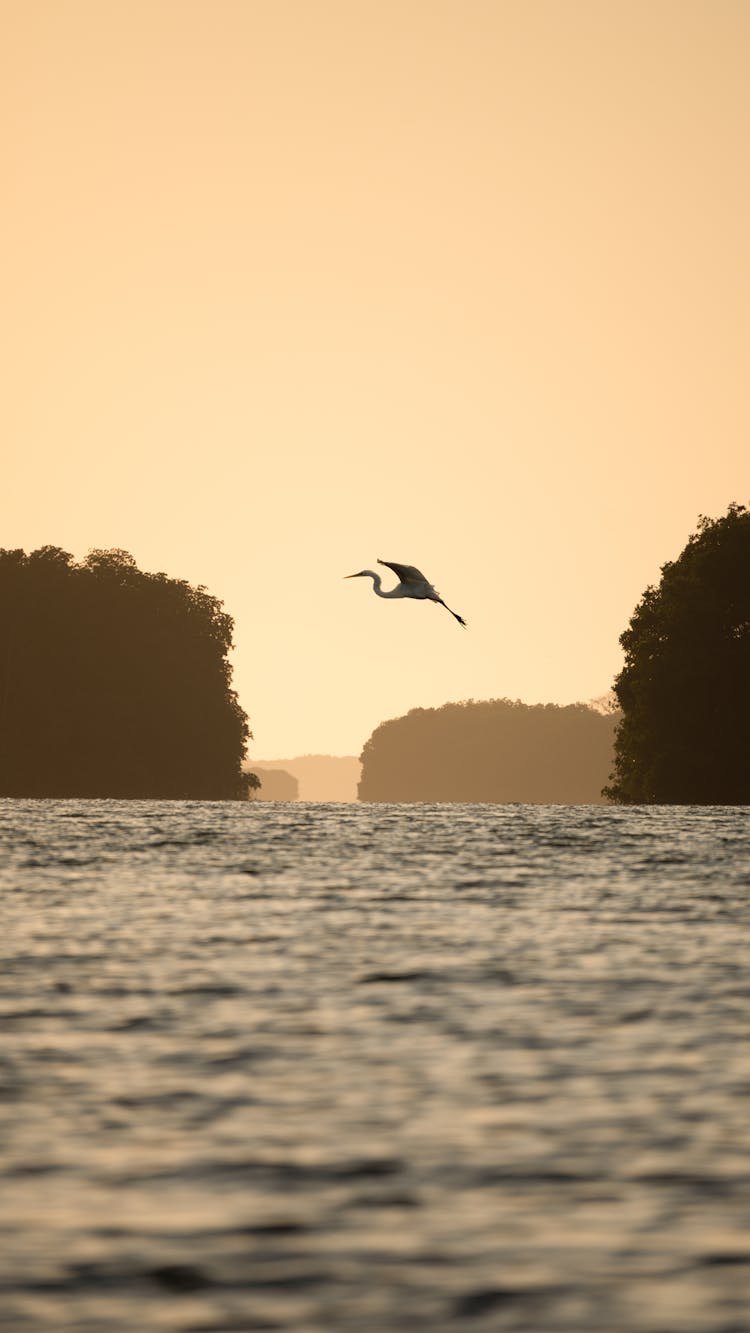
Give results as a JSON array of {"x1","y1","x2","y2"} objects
[{"x1": 4, "y1": 1, "x2": 749, "y2": 757}]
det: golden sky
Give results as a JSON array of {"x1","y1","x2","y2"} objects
[{"x1": 3, "y1": 0, "x2": 749, "y2": 757}]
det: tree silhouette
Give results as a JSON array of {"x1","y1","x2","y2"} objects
[
  {"x1": 359, "y1": 698, "x2": 618, "y2": 803},
  {"x1": 0, "y1": 546, "x2": 255, "y2": 799},
  {"x1": 605, "y1": 504, "x2": 750, "y2": 803}
]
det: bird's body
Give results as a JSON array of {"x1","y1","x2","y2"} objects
[{"x1": 346, "y1": 559, "x2": 467, "y2": 627}]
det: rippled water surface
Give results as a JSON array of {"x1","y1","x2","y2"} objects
[{"x1": 2, "y1": 800, "x2": 750, "y2": 1332}]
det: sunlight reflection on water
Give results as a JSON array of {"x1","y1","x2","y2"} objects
[{"x1": 1, "y1": 799, "x2": 749, "y2": 1331}]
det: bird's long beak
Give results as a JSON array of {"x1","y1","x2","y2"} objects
[{"x1": 344, "y1": 573, "x2": 360, "y2": 578}]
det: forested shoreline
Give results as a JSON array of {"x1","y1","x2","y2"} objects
[
  {"x1": 3, "y1": 504, "x2": 746, "y2": 804},
  {"x1": 606, "y1": 505, "x2": 749, "y2": 803},
  {"x1": 0, "y1": 546, "x2": 253, "y2": 799},
  {"x1": 359, "y1": 699, "x2": 618, "y2": 803}
]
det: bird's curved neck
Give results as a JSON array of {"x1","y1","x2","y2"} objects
[{"x1": 362, "y1": 570, "x2": 397, "y2": 598}]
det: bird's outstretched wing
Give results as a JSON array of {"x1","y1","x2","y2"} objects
[{"x1": 378, "y1": 559, "x2": 428, "y2": 586}]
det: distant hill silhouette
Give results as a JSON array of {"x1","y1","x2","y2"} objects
[
  {"x1": 358, "y1": 699, "x2": 619, "y2": 803},
  {"x1": 251, "y1": 767, "x2": 299, "y2": 800},
  {"x1": 0, "y1": 546, "x2": 252, "y2": 799},
  {"x1": 249, "y1": 755, "x2": 361, "y2": 801}
]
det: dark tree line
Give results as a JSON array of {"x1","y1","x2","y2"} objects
[
  {"x1": 605, "y1": 504, "x2": 750, "y2": 803},
  {"x1": 359, "y1": 699, "x2": 618, "y2": 803},
  {"x1": 0, "y1": 546, "x2": 254, "y2": 799}
]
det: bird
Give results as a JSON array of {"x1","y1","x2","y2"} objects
[{"x1": 345, "y1": 559, "x2": 467, "y2": 627}]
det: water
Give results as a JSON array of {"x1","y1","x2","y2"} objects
[{"x1": 1, "y1": 800, "x2": 749, "y2": 1333}]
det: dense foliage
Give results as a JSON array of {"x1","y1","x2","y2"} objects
[
  {"x1": 359, "y1": 698, "x2": 618, "y2": 803},
  {"x1": 605, "y1": 504, "x2": 750, "y2": 803},
  {"x1": 0, "y1": 546, "x2": 254, "y2": 799}
]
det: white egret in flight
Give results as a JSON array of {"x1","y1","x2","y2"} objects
[{"x1": 346, "y1": 559, "x2": 467, "y2": 627}]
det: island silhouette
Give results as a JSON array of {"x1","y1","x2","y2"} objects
[
  {"x1": 247, "y1": 755, "x2": 362, "y2": 802},
  {"x1": 0, "y1": 546, "x2": 252, "y2": 799},
  {"x1": 358, "y1": 699, "x2": 619, "y2": 803}
]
